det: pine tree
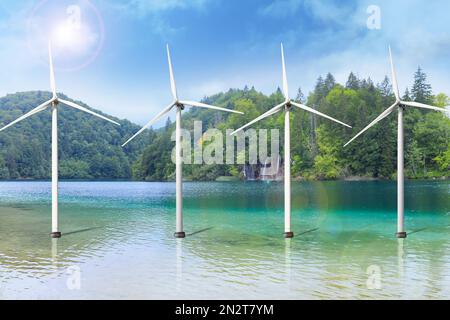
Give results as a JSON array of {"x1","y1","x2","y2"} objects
[
  {"x1": 366, "y1": 77, "x2": 375, "y2": 91},
  {"x1": 402, "y1": 88, "x2": 412, "y2": 101},
  {"x1": 295, "y1": 87, "x2": 305, "y2": 103},
  {"x1": 324, "y1": 73, "x2": 336, "y2": 92},
  {"x1": 346, "y1": 72, "x2": 360, "y2": 90},
  {"x1": 165, "y1": 117, "x2": 172, "y2": 131},
  {"x1": 377, "y1": 76, "x2": 392, "y2": 97},
  {"x1": 276, "y1": 87, "x2": 283, "y2": 95},
  {"x1": 411, "y1": 67, "x2": 433, "y2": 104},
  {"x1": 315, "y1": 76, "x2": 324, "y2": 89}
]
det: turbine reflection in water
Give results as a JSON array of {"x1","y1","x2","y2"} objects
[
  {"x1": 176, "y1": 239, "x2": 183, "y2": 292},
  {"x1": 51, "y1": 238, "x2": 58, "y2": 264},
  {"x1": 397, "y1": 239, "x2": 404, "y2": 279},
  {"x1": 284, "y1": 239, "x2": 292, "y2": 291}
]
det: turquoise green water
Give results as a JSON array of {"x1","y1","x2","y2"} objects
[{"x1": 0, "y1": 180, "x2": 449, "y2": 299}]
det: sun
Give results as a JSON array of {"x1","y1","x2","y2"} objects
[
  {"x1": 50, "y1": 20, "x2": 98, "y2": 57},
  {"x1": 53, "y1": 21, "x2": 80, "y2": 47}
]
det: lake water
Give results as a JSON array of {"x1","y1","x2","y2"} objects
[{"x1": 0, "y1": 180, "x2": 449, "y2": 300}]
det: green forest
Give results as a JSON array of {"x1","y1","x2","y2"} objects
[
  {"x1": 0, "y1": 68, "x2": 449, "y2": 181},
  {"x1": 0, "y1": 91, "x2": 148, "y2": 180},
  {"x1": 129, "y1": 68, "x2": 449, "y2": 181}
]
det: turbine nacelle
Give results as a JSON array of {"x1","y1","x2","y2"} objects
[{"x1": 174, "y1": 101, "x2": 185, "y2": 110}]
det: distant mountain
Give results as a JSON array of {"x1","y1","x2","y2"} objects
[{"x1": 0, "y1": 91, "x2": 148, "y2": 180}]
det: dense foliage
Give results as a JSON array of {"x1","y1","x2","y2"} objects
[
  {"x1": 1, "y1": 67, "x2": 449, "y2": 181},
  {"x1": 129, "y1": 68, "x2": 450, "y2": 181},
  {"x1": 0, "y1": 91, "x2": 148, "y2": 179}
]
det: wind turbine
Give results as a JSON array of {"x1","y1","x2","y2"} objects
[
  {"x1": 344, "y1": 46, "x2": 449, "y2": 239},
  {"x1": 0, "y1": 42, "x2": 120, "y2": 238},
  {"x1": 231, "y1": 43, "x2": 352, "y2": 238},
  {"x1": 122, "y1": 44, "x2": 243, "y2": 239}
]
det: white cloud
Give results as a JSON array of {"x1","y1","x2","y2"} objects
[
  {"x1": 259, "y1": 0, "x2": 354, "y2": 23},
  {"x1": 107, "y1": 0, "x2": 211, "y2": 17},
  {"x1": 1, "y1": 0, "x2": 449, "y2": 126},
  {"x1": 103, "y1": 0, "x2": 213, "y2": 39},
  {"x1": 258, "y1": 0, "x2": 302, "y2": 18},
  {"x1": 252, "y1": 0, "x2": 450, "y2": 97}
]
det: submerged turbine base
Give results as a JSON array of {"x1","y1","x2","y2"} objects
[
  {"x1": 174, "y1": 232, "x2": 186, "y2": 239},
  {"x1": 396, "y1": 232, "x2": 407, "y2": 239},
  {"x1": 51, "y1": 232, "x2": 62, "y2": 239},
  {"x1": 284, "y1": 232, "x2": 294, "y2": 239}
]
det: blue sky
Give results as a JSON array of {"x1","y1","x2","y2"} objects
[{"x1": 0, "y1": 0, "x2": 449, "y2": 125}]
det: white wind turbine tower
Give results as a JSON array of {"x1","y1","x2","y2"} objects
[
  {"x1": 0, "y1": 42, "x2": 120, "y2": 238},
  {"x1": 344, "y1": 46, "x2": 449, "y2": 239},
  {"x1": 231, "y1": 43, "x2": 352, "y2": 238},
  {"x1": 122, "y1": 45, "x2": 244, "y2": 238}
]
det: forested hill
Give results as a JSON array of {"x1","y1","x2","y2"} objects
[
  {"x1": 1, "y1": 68, "x2": 449, "y2": 182},
  {"x1": 129, "y1": 68, "x2": 450, "y2": 181},
  {"x1": 0, "y1": 91, "x2": 148, "y2": 179}
]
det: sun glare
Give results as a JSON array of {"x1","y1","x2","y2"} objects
[
  {"x1": 53, "y1": 22, "x2": 79, "y2": 47},
  {"x1": 51, "y1": 21, "x2": 98, "y2": 57}
]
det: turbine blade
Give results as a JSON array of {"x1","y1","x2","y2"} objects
[
  {"x1": 290, "y1": 102, "x2": 352, "y2": 128},
  {"x1": 166, "y1": 44, "x2": 178, "y2": 101},
  {"x1": 0, "y1": 99, "x2": 52, "y2": 132},
  {"x1": 281, "y1": 43, "x2": 289, "y2": 100},
  {"x1": 389, "y1": 46, "x2": 400, "y2": 101},
  {"x1": 401, "y1": 101, "x2": 449, "y2": 113},
  {"x1": 230, "y1": 102, "x2": 285, "y2": 136},
  {"x1": 59, "y1": 99, "x2": 121, "y2": 126},
  {"x1": 122, "y1": 103, "x2": 175, "y2": 147},
  {"x1": 180, "y1": 100, "x2": 244, "y2": 115},
  {"x1": 344, "y1": 102, "x2": 398, "y2": 147},
  {"x1": 48, "y1": 41, "x2": 57, "y2": 98}
]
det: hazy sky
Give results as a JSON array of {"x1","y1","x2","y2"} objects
[{"x1": 0, "y1": 0, "x2": 449, "y2": 126}]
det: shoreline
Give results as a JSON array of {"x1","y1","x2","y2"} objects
[{"x1": 0, "y1": 176, "x2": 448, "y2": 183}]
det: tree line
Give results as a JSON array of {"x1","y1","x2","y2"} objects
[
  {"x1": 0, "y1": 67, "x2": 449, "y2": 181},
  {"x1": 129, "y1": 67, "x2": 449, "y2": 181}
]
